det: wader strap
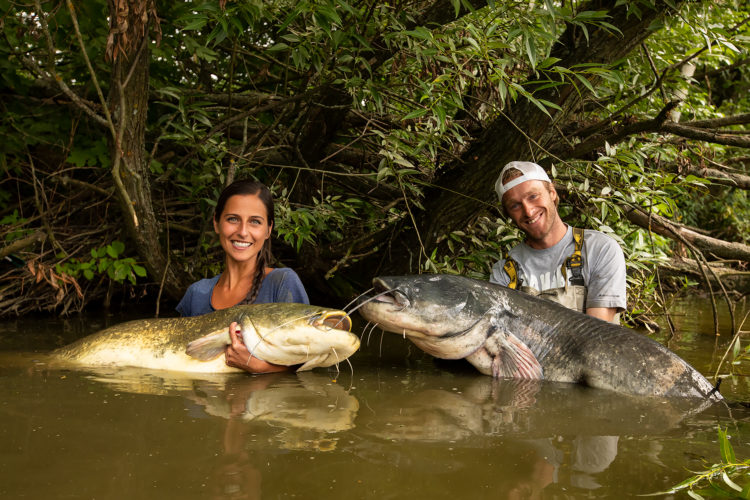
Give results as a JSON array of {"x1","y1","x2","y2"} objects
[
  {"x1": 562, "y1": 227, "x2": 585, "y2": 287},
  {"x1": 503, "y1": 255, "x2": 522, "y2": 290}
]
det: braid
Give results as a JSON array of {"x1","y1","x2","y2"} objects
[
  {"x1": 240, "y1": 238, "x2": 273, "y2": 304},
  {"x1": 240, "y1": 252, "x2": 266, "y2": 304}
]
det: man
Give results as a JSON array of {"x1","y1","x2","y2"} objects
[{"x1": 490, "y1": 161, "x2": 626, "y2": 323}]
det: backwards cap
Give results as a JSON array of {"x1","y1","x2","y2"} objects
[{"x1": 494, "y1": 161, "x2": 551, "y2": 201}]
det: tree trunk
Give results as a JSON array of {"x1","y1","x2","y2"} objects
[{"x1": 107, "y1": 0, "x2": 186, "y2": 300}]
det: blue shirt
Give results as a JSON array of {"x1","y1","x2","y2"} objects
[{"x1": 176, "y1": 267, "x2": 309, "y2": 317}]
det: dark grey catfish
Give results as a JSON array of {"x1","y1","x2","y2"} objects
[{"x1": 358, "y1": 274, "x2": 722, "y2": 400}]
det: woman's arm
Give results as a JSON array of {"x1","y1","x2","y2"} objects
[{"x1": 224, "y1": 321, "x2": 290, "y2": 373}]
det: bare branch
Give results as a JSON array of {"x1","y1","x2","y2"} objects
[
  {"x1": 662, "y1": 122, "x2": 750, "y2": 148},
  {"x1": 32, "y1": 1, "x2": 107, "y2": 127},
  {"x1": 624, "y1": 206, "x2": 750, "y2": 262},
  {"x1": 674, "y1": 165, "x2": 750, "y2": 190},
  {"x1": 0, "y1": 231, "x2": 46, "y2": 261},
  {"x1": 684, "y1": 113, "x2": 750, "y2": 129}
]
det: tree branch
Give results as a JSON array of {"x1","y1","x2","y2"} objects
[
  {"x1": 623, "y1": 206, "x2": 750, "y2": 262},
  {"x1": 684, "y1": 113, "x2": 750, "y2": 129},
  {"x1": 32, "y1": 1, "x2": 108, "y2": 127},
  {"x1": 0, "y1": 231, "x2": 46, "y2": 261},
  {"x1": 662, "y1": 122, "x2": 750, "y2": 148}
]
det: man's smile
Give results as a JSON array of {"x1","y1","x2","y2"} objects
[{"x1": 524, "y1": 212, "x2": 543, "y2": 225}]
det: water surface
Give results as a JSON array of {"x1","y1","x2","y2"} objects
[{"x1": 1, "y1": 296, "x2": 749, "y2": 499}]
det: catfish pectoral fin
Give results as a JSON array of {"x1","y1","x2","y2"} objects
[
  {"x1": 503, "y1": 332, "x2": 543, "y2": 379},
  {"x1": 479, "y1": 330, "x2": 543, "y2": 380},
  {"x1": 185, "y1": 331, "x2": 232, "y2": 361}
]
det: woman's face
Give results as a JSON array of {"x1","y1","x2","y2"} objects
[{"x1": 214, "y1": 193, "x2": 272, "y2": 265}]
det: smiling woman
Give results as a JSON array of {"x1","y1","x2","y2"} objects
[{"x1": 176, "y1": 179, "x2": 309, "y2": 374}]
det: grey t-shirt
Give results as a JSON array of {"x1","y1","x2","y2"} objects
[{"x1": 490, "y1": 226, "x2": 627, "y2": 312}]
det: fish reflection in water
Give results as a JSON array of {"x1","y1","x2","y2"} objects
[
  {"x1": 189, "y1": 372, "x2": 360, "y2": 452},
  {"x1": 352, "y1": 376, "x2": 722, "y2": 495},
  {"x1": 357, "y1": 376, "x2": 714, "y2": 440},
  {"x1": 81, "y1": 367, "x2": 360, "y2": 451}
]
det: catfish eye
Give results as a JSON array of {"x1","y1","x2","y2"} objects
[{"x1": 312, "y1": 313, "x2": 352, "y2": 331}]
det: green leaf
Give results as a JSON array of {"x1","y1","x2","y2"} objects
[
  {"x1": 132, "y1": 264, "x2": 148, "y2": 278},
  {"x1": 722, "y1": 472, "x2": 742, "y2": 492},
  {"x1": 524, "y1": 33, "x2": 537, "y2": 69},
  {"x1": 405, "y1": 27, "x2": 432, "y2": 40},
  {"x1": 181, "y1": 16, "x2": 208, "y2": 31},
  {"x1": 111, "y1": 241, "x2": 125, "y2": 256},
  {"x1": 718, "y1": 427, "x2": 737, "y2": 464},
  {"x1": 571, "y1": 72, "x2": 596, "y2": 95},
  {"x1": 525, "y1": 94, "x2": 552, "y2": 117},
  {"x1": 402, "y1": 108, "x2": 428, "y2": 120},
  {"x1": 267, "y1": 42, "x2": 290, "y2": 52}
]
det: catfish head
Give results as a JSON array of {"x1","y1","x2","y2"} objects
[
  {"x1": 187, "y1": 303, "x2": 360, "y2": 371},
  {"x1": 358, "y1": 275, "x2": 500, "y2": 359}
]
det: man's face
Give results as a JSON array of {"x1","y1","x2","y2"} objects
[{"x1": 502, "y1": 180, "x2": 561, "y2": 249}]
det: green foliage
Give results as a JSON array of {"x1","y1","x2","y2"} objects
[
  {"x1": 426, "y1": 216, "x2": 520, "y2": 278},
  {"x1": 55, "y1": 241, "x2": 147, "y2": 285},
  {"x1": 66, "y1": 138, "x2": 111, "y2": 168},
  {"x1": 651, "y1": 427, "x2": 750, "y2": 499},
  {"x1": 1, "y1": 210, "x2": 32, "y2": 242},
  {"x1": 2, "y1": 0, "x2": 749, "y2": 312}
]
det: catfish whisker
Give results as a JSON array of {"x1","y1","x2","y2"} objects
[
  {"x1": 345, "y1": 358, "x2": 354, "y2": 391},
  {"x1": 330, "y1": 312, "x2": 353, "y2": 331},
  {"x1": 365, "y1": 321, "x2": 379, "y2": 347},
  {"x1": 342, "y1": 287, "x2": 374, "y2": 313},
  {"x1": 262, "y1": 312, "x2": 322, "y2": 336},
  {"x1": 362, "y1": 320, "x2": 372, "y2": 343},
  {"x1": 331, "y1": 347, "x2": 340, "y2": 378},
  {"x1": 343, "y1": 288, "x2": 396, "y2": 317},
  {"x1": 247, "y1": 338, "x2": 264, "y2": 362}
]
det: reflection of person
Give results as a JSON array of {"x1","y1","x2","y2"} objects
[
  {"x1": 207, "y1": 376, "x2": 281, "y2": 500},
  {"x1": 504, "y1": 441, "x2": 557, "y2": 500},
  {"x1": 490, "y1": 161, "x2": 626, "y2": 324},
  {"x1": 177, "y1": 179, "x2": 309, "y2": 373}
]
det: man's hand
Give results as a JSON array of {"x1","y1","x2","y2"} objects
[{"x1": 224, "y1": 321, "x2": 289, "y2": 373}]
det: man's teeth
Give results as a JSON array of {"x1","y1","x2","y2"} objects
[
  {"x1": 233, "y1": 241, "x2": 252, "y2": 248},
  {"x1": 526, "y1": 214, "x2": 541, "y2": 224}
]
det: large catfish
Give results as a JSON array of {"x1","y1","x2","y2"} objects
[
  {"x1": 358, "y1": 274, "x2": 721, "y2": 400},
  {"x1": 54, "y1": 303, "x2": 359, "y2": 373}
]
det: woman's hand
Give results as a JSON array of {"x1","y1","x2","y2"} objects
[{"x1": 224, "y1": 321, "x2": 289, "y2": 373}]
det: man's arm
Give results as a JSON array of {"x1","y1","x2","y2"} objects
[{"x1": 586, "y1": 307, "x2": 618, "y2": 323}]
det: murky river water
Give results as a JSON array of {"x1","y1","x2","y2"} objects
[{"x1": 1, "y1": 295, "x2": 749, "y2": 499}]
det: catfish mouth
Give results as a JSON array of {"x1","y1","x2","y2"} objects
[
  {"x1": 369, "y1": 278, "x2": 410, "y2": 309},
  {"x1": 312, "y1": 311, "x2": 352, "y2": 332}
]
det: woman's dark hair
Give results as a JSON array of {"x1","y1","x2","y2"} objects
[{"x1": 214, "y1": 179, "x2": 275, "y2": 304}]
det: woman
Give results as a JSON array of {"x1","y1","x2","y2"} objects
[{"x1": 177, "y1": 179, "x2": 309, "y2": 373}]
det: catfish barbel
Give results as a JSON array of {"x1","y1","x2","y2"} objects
[
  {"x1": 358, "y1": 274, "x2": 721, "y2": 400},
  {"x1": 53, "y1": 303, "x2": 359, "y2": 373}
]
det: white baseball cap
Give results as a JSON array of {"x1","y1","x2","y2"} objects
[{"x1": 494, "y1": 161, "x2": 551, "y2": 200}]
